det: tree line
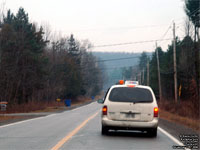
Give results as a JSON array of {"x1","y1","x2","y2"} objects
[
  {"x1": 137, "y1": 0, "x2": 199, "y2": 105},
  {"x1": 0, "y1": 8, "x2": 104, "y2": 105}
]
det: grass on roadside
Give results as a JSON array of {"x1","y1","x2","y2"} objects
[
  {"x1": 158, "y1": 100, "x2": 200, "y2": 132},
  {"x1": 159, "y1": 109, "x2": 200, "y2": 132},
  {"x1": 0, "y1": 96, "x2": 94, "y2": 122},
  {"x1": 0, "y1": 96, "x2": 95, "y2": 114}
]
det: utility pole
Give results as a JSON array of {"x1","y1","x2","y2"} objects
[
  {"x1": 173, "y1": 21, "x2": 178, "y2": 103},
  {"x1": 138, "y1": 72, "x2": 141, "y2": 85},
  {"x1": 156, "y1": 42, "x2": 162, "y2": 101},
  {"x1": 142, "y1": 69, "x2": 144, "y2": 85},
  {"x1": 147, "y1": 60, "x2": 149, "y2": 86}
]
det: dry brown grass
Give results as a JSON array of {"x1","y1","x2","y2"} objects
[
  {"x1": 158, "y1": 100, "x2": 199, "y2": 120},
  {"x1": 0, "y1": 96, "x2": 94, "y2": 114},
  {"x1": 2, "y1": 101, "x2": 65, "y2": 113},
  {"x1": 158, "y1": 99, "x2": 200, "y2": 132},
  {"x1": 159, "y1": 109, "x2": 200, "y2": 132}
]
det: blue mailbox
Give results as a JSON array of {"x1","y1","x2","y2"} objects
[{"x1": 64, "y1": 99, "x2": 71, "y2": 107}]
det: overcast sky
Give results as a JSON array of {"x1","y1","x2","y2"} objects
[{"x1": 2, "y1": 0, "x2": 186, "y2": 52}]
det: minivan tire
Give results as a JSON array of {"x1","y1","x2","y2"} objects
[
  {"x1": 102, "y1": 126, "x2": 109, "y2": 135},
  {"x1": 148, "y1": 128, "x2": 157, "y2": 137}
]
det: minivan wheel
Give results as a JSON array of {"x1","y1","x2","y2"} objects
[
  {"x1": 148, "y1": 128, "x2": 157, "y2": 137},
  {"x1": 102, "y1": 126, "x2": 109, "y2": 135}
]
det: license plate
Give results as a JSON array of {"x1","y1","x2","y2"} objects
[{"x1": 126, "y1": 113, "x2": 135, "y2": 118}]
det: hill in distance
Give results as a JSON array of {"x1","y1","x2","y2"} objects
[{"x1": 92, "y1": 52, "x2": 152, "y2": 90}]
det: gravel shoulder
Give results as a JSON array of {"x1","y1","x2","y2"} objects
[
  {"x1": 159, "y1": 118, "x2": 200, "y2": 149},
  {"x1": 159, "y1": 118, "x2": 199, "y2": 138}
]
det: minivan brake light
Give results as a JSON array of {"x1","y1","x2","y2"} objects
[
  {"x1": 154, "y1": 107, "x2": 159, "y2": 117},
  {"x1": 102, "y1": 106, "x2": 107, "y2": 115}
]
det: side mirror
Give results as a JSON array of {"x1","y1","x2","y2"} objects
[{"x1": 97, "y1": 99, "x2": 104, "y2": 104}]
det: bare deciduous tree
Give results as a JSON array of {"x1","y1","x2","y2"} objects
[
  {"x1": 184, "y1": 17, "x2": 194, "y2": 37},
  {"x1": 0, "y1": 1, "x2": 6, "y2": 23}
]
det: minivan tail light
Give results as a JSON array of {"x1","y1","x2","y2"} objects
[
  {"x1": 154, "y1": 107, "x2": 159, "y2": 117},
  {"x1": 102, "y1": 106, "x2": 107, "y2": 115}
]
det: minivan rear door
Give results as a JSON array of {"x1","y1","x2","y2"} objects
[{"x1": 107, "y1": 87, "x2": 154, "y2": 122}]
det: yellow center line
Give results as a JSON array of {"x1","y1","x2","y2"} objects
[{"x1": 51, "y1": 111, "x2": 99, "y2": 150}]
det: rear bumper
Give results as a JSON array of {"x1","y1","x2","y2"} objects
[{"x1": 102, "y1": 117, "x2": 158, "y2": 129}]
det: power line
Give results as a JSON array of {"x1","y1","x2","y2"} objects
[
  {"x1": 173, "y1": 7, "x2": 200, "y2": 22},
  {"x1": 104, "y1": 24, "x2": 171, "y2": 31},
  {"x1": 96, "y1": 56, "x2": 138, "y2": 62},
  {"x1": 95, "y1": 54, "x2": 152, "y2": 63},
  {"x1": 157, "y1": 22, "x2": 173, "y2": 45},
  {"x1": 188, "y1": 7, "x2": 200, "y2": 17},
  {"x1": 94, "y1": 38, "x2": 173, "y2": 48},
  {"x1": 99, "y1": 65, "x2": 138, "y2": 70},
  {"x1": 99, "y1": 63, "x2": 140, "y2": 68},
  {"x1": 80, "y1": 55, "x2": 147, "y2": 71},
  {"x1": 80, "y1": 55, "x2": 146, "y2": 67},
  {"x1": 81, "y1": 64, "x2": 138, "y2": 73},
  {"x1": 80, "y1": 52, "x2": 151, "y2": 72},
  {"x1": 62, "y1": 23, "x2": 171, "y2": 32},
  {"x1": 160, "y1": 22, "x2": 172, "y2": 40}
]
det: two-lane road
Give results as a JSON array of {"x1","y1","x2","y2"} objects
[{"x1": 0, "y1": 102, "x2": 184, "y2": 150}]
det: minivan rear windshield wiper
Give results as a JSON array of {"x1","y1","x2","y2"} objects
[{"x1": 133, "y1": 100, "x2": 152, "y2": 103}]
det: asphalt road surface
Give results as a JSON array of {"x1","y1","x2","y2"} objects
[{"x1": 0, "y1": 102, "x2": 187, "y2": 150}]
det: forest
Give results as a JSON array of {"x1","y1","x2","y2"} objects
[{"x1": 0, "y1": 8, "x2": 104, "y2": 106}]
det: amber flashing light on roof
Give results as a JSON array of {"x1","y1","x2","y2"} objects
[{"x1": 119, "y1": 80, "x2": 124, "y2": 85}]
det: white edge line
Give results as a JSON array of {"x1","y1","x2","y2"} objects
[
  {"x1": 0, "y1": 113, "x2": 57, "y2": 129},
  {"x1": 0, "y1": 102, "x2": 96, "y2": 129},
  {"x1": 47, "y1": 114, "x2": 56, "y2": 117},
  {"x1": 158, "y1": 127, "x2": 191, "y2": 150},
  {"x1": 71, "y1": 102, "x2": 95, "y2": 112}
]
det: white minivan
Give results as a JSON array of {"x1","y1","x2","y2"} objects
[{"x1": 98, "y1": 81, "x2": 159, "y2": 137}]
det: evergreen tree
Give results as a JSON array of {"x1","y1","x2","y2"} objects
[
  {"x1": 139, "y1": 52, "x2": 148, "y2": 70},
  {"x1": 184, "y1": 0, "x2": 200, "y2": 100},
  {"x1": 185, "y1": 0, "x2": 200, "y2": 29},
  {"x1": 68, "y1": 34, "x2": 79, "y2": 56},
  {"x1": 0, "y1": 8, "x2": 48, "y2": 104}
]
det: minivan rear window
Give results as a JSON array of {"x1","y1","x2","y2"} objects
[{"x1": 109, "y1": 87, "x2": 153, "y2": 103}]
